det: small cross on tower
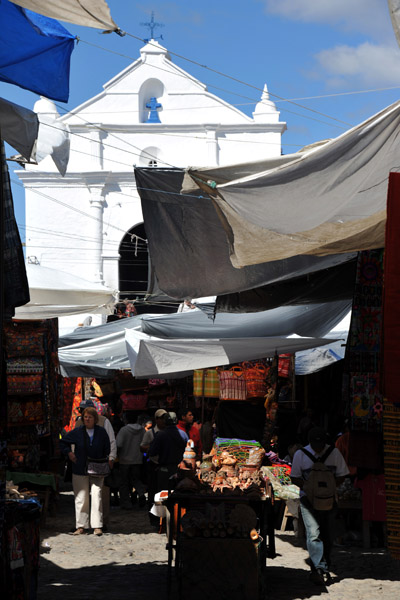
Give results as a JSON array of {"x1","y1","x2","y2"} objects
[
  {"x1": 146, "y1": 97, "x2": 162, "y2": 123},
  {"x1": 140, "y1": 11, "x2": 164, "y2": 42}
]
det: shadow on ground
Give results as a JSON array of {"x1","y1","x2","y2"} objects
[{"x1": 39, "y1": 558, "x2": 168, "y2": 600}]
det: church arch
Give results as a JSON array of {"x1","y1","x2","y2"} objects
[
  {"x1": 139, "y1": 78, "x2": 164, "y2": 123},
  {"x1": 118, "y1": 223, "x2": 177, "y2": 314},
  {"x1": 118, "y1": 223, "x2": 148, "y2": 303}
]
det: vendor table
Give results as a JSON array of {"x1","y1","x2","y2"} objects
[
  {"x1": 165, "y1": 491, "x2": 270, "y2": 600},
  {"x1": 2, "y1": 498, "x2": 41, "y2": 600},
  {"x1": 6, "y1": 471, "x2": 58, "y2": 525}
]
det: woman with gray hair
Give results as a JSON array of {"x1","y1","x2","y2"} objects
[{"x1": 60, "y1": 407, "x2": 110, "y2": 536}]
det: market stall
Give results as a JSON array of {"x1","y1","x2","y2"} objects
[
  {"x1": 164, "y1": 438, "x2": 273, "y2": 600},
  {"x1": 4, "y1": 318, "x2": 63, "y2": 526}
]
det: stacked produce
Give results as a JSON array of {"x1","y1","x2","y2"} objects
[
  {"x1": 180, "y1": 503, "x2": 259, "y2": 540},
  {"x1": 175, "y1": 438, "x2": 266, "y2": 497},
  {"x1": 199, "y1": 451, "x2": 264, "y2": 494}
]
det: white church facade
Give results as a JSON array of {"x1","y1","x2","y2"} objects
[{"x1": 18, "y1": 39, "x2": 286, "y2": 325}]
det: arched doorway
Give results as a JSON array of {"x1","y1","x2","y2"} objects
[{"x1": 118, "y1": 223, "x2": 178, "y2": 314}]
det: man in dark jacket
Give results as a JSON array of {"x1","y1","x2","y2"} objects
[{"x1": 149, "y1": 414, "x2": 186, "y2": 492}]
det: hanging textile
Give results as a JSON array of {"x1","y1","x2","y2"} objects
[
  {"x1": 1, "y1": 141, "x2": 30, "y2": 317},
  {"x1": 64, "y1": 378, "x2": 83, "y2": 433},
  {"x1": 382, "y1": 172, "x2": 400, "y2": 405},
  {"x1": 0, "y1": 1, "x2": 75, "y2": 101},
  {"x1": 10, "y1": 0, "x2": 118, "y2": 31},
  {"x1": 346, "y1": 249, "x2": 384, "y2": 430}
]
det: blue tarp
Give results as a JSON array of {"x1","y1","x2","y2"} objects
[{"x1": 0, "y1": 0, "x2": 75, "y2": 101}]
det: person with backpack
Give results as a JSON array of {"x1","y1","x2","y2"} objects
[{"x1": 290, "y1": 427, "x2": 349, "y2": 586}]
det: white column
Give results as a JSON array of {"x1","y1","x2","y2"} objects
[
  {"x1": 90, "y1": 125, "x2": 106, "y2": 169},
  {"x1": 205, "y1": 127, "x2": 219, "y2": 166},
  {"x1": 102, "y1": 253, "x2": 120, "y2": 294},
  {"x1": 88, "y1": 186, "x2": 105, "y2": 283}
]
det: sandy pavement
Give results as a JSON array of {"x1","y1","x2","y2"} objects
[{"x1": 38, "y1": 485, "x2": 400, "y2": 600}]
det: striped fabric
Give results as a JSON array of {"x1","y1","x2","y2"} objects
[{"x1": 383, "y1": 399, "x2": 400, "y2": 560}]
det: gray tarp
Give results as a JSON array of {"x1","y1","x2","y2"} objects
[
  {"x1": 131, "y1": 335, "x2": 339, "y2": 378},
  {"x1": 135, "y1": 167, "x2": 356, "y2": 300},
  {"x1": 140, "y1": 301, "x2": 351, "y2": 340},
  {"x1": 10, "y1": 0, "x2": 118, "y2": 31},
  {"x1": 58, "y1": 300, "x2": 350, "y2": 377},
  {"x1": 0, "y1": 97, "x2": 38, "y2": 160},
  {"x1": 59, "y1": 314, "x2": 144, "y2": 347},
  {"x1": 188, "y1": 101, "x2": 400, "y2": 267}
]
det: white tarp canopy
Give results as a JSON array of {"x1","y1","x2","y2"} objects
[
  {"x1": 188, "y1": 101, "x2": 400, "y2": 268},
  {"x1": 15, "y1": 263, "x2": 116, "y2": 320},
  {"x1": 131, "y1": 334, "x2": 338, "y2": 378},
  {"x1": 10, "y1": 0, "x2": 119, "y2": 31},
  {"x1": 389, "y1": 0, "x2": 400, "y2": 47}
]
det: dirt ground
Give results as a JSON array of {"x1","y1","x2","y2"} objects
[{"x1": 37, "y1": 484, "x2": 400, "y2": 600}]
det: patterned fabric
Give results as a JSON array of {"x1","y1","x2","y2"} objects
[
  {"x1": 7, "y1": 374, "x2": 43, "y2": 395},
  {"x1": 121, "y1": 393, "x2": 148, "y2": 410},
  {"x1": 64, "y1": 378, "x2": 83, "y2": 433},
  {"x1": 4, "y1": 328, "x2": 44, "y2": 357},
  {"x1": 6, "y1": 357, "x2": 43, "y2": 374},
  {"x1": 383, "y1": 399, "x2": 400, "y2": 560},
  {"x1": 193, "y1": 369, "x2": 220, "y2": 398},
  {"x1": 62, "y1": 377, "x2": 76, "y2": 430},
  {"x1": 346, "y1": 250, "x2": 384, "y2": 431},
  {"x1": 1, "y1": 140, "x2": 30, "y2": 317},
  {"x1": 218, "y1": 367, "x2": 247, "y2": 401},
  {"x1": 8, "y1": 400, "x2": 44, "y2": 425}
]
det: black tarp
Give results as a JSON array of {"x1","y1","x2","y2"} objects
[
  {"x1": 135, "y1": 168, "x2": 356, "y2": 301},
  {"x1": 216, "y1": 257, "x2": 358, "y2": 313}
]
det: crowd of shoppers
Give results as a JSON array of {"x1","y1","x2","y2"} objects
[{"x1": 60, "y1": 401, "x2": 191, "y2": 533}]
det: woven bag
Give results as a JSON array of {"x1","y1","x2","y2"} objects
[
  {"x1": 242, "y1": 362, "x2": 268, "y2": 398},
  {"x1": 218, "y1": 366, "x2": 247, "y2": 401},
  {"x1": 193, "y1": 369, "x2": 220, "y2": 398},
  {"x1": 278, "y1": 354, "x2": 291, "y2": 378}
]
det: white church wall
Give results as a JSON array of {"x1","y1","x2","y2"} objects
[{"x1": 20, "y1": 40, "x2": 287, "y2": 330}]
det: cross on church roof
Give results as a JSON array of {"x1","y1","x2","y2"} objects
[
  {"x1": 146, "y1": 97, "x2": 162, "y2": 123},
  {"x1": 140, "y1": 11, "x2": 164, "y2": 42}
]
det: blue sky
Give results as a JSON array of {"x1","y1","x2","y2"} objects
[{"x1": 3, "y1": 0, "x2": 400, "y2": 239}]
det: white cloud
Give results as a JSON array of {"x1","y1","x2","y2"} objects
[
  {"x1": 314, "y1": 42, "x2": 400, "y2": 87},
  {"x1": 262, "y1": 0, "x2": 391, "y2": 40}
]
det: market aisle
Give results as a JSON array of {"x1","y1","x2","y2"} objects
[
  {"x1": 38, "y1": 485, "x2": 168, "y2": 600},
  {"x1": 267, "y1": 532, "x2": 400, "y2": 600},
  {"x1": 38, "y1": 488, "x2": 400, "y2": 600}
]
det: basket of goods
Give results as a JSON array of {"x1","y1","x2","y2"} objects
[
  {"x1": 260, "y1": 465, "x2": 300, "y2": 500},
  {"x1": 242, "y1": 361, "x2": 269, "y2": 398},
  {"x1": 213, "y1": 438, "x2": 265, "y2": 467},
  {"x1": 197, "y1": 438, "x2": 265, "y2": 496}
]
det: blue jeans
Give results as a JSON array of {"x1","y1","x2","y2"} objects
[{"x1": 300, "y1": 497, "x2": 334, "y2": 572}]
